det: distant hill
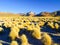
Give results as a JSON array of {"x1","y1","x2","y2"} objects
[{"x1": 0, "y1": 12, "x2": 20, "y2": 17}]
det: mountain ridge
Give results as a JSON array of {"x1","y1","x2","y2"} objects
[{"x1": 0, "y1": 11, "x2": 60, "y2": 17}]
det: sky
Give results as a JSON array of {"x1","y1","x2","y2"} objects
[{"x1": 0, "y1": 0, "x2": 60, "y2": 14}]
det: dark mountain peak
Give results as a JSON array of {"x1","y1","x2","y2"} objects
[{"x1": 52, "y1": 10, "x2": 60, "y2": 16}]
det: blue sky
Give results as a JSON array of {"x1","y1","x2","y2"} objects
[{"x1": 0, "y1": 0, "x2": 60, "y2": 14}]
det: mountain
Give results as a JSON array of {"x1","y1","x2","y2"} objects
[
  {"x1": 26, "y1": 11, "x2": 35, "y2": 16},
  {"x1": 36, "y1": 11, "x2": 60, "y2": 17},
  {"x1": 52, "y1": 11, "x2": 60, "y2": 16},
  {"x1": 40, "y1": 12, "x2": 52, "y2": 16},
  {"x1": 0, "y1": 10, "x2": 60, "y2": 17},
  {"x1": 36, "y1": 12, "x2": 54, "y2": 17}
]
